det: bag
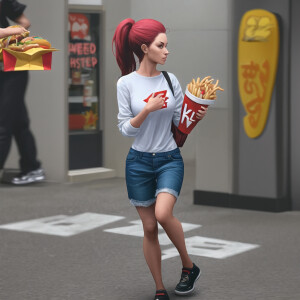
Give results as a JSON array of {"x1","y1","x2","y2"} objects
[{"x1": 162, "y1": 71, "x2": 188, "y2": 147}]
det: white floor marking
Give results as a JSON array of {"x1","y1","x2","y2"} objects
[
  {"x1": 0, "y1": 214, "x2": 260, "y2": 259},
  {"x1": 0, "y1": 213, "x2": 125, "y2": 237},
  {"x1": 104, "y1": 220, "x2": 201, "y2": 245},
  {"x1": 161, "y1": 236, "x2": 260, "y2": 260}
]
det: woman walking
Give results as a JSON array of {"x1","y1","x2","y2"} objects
[{"x1": 112, "y1": 18, "x2": 207, "y2": 300}]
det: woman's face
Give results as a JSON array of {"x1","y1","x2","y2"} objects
[{"x1": 144, "y1": 33, "x2": 169, "y2": 65}]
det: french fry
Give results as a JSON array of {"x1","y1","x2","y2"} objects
[
  {"x1": 193, "y1": 86, "x2": 197, "y2": 95},
  {"x1": 200, "y1": 76, "x2": 211, "y2": 85},
  {"x1": 187, "y1": 76, "x2": 224, "y2": 100}
]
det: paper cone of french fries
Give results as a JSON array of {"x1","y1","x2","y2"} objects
[
  {"x1": 2, "y1": 48, "x2": 58, "y2": 71},
  {"x1": 177, "y1": 88, "x2": 215, "y2": 134}
]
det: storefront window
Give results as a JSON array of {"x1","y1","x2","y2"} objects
[{"x1": 68, "y1": 13, "x2": 100, "y2": 131}]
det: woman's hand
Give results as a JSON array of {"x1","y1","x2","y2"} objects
[
  {"x1": 130, "y1": 94, "x2": 164, "y2": 129},
  {"x1": 145, "y1": 93, "x2": 164, "y2": 113},
  {"x1": 196, "y1": 106, "x2": 208, "y2": 120}
]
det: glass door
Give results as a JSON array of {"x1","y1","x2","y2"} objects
[{"x1": 68, "y1": 11, "x2": 102, "y2": 170}]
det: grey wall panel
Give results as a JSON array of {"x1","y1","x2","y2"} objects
[
  {"x1": 238, "y1": 97, "x2": 278, "y2": 198},
  {"x1": 290, "y1": 0, "x2": 300, "y2": 210},
  {"x1": 232, "y1": 0, "x2": 290, "y2": 200},
  {"x1": 102, "y1": 0, "x2": 131, "y2": 177}
]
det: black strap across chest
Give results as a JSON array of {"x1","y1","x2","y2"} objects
[{"x1": 162, "y1": 71, "x2": 174, "y2": 96}]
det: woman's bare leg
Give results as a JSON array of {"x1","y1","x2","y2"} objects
[
  {"x1": 155, "y1": 192, "x2": 193, "y2": 269},
  {"x1": 136, "y1": 203, "x2": 165, "y2": 290}
]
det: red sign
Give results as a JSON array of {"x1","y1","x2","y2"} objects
[
  {"x1": 69, "y1": 14, "x2": 90, "y2": 40},
  {"x1": 68, "y1": 13, "x2": 98, "y2": 69},
  {"x1": 69, "y1": 41, "x2": 98, "y2": 69}
]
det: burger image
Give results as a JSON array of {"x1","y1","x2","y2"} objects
[
  {"x1": 20, "y1": 36, "x2": 51, "y2": 49},
  {"x1": 8, "y1": 36, "x2": 52, "y2": 52}
]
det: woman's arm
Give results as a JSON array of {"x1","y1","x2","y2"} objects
[
  {"x1": 130, "y1": 93, "x2": 164, "y2": 128},
  {"x1": 117, "y1": 80, "x2": 164, "y2": 137}
]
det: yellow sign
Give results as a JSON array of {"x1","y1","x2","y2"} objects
[{"x1": 238, "y1": 9, "x2": 279, "y2": 138}]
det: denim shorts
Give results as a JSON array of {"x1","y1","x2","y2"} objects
[{"x1": 125, "y1": 147, "x2": 184, "y2": 207}]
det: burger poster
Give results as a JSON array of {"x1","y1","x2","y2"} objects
[
  {"x1": 238, "y1": 9, "x2": 279, "y2": 139},
  {"x1": 68, "y1": 13, "x2": 98, "y2": 70}
]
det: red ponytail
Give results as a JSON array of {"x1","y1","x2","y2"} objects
[{"x1": 112, "y1": 18, "x2": 166, "y2": 76}]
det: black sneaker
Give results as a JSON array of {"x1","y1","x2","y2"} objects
[
  {"x1": 175, "y1": 263, "x2": 201, "y2": 295},
  {"x1": 154, "y1": 290, "x2": 169, "y2": 300},
  {"x1": 11, "y1": 168, "x2": 45, "y2": 185}
]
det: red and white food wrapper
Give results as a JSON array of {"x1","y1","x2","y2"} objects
[{"x1": 177, "y1": 88, "x2": 215, "y2": 134}]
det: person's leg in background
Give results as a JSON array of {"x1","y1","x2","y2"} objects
[
  {"x1": 0, "y1": 71, "x2": 44, "y2": 184},
  {"x1": 0, "y1": 72, "x2": 16, "y2": 179},
  {"x1": 13, "y1": 71, "x2": 41, "y2": 173},
  {"x1": 11, "y1": 71, "x2": 45, "y2": 184}
]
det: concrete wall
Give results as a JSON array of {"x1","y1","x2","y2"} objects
[
  {"x1": 188, "y1": 0, "x2": 233, "y2": 193},
  {"x1": 5, "y1": 0, "x2": 68, "y2": 182},
  {"x1": 290, "y1": 0, "x2": 300, "y2": 210},
  {"x1": 102, "y1": 0, "x2": 131, "y2": 177}
]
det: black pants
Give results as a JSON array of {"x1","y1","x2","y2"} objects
[{"x1": 0, "y1": 71, "x2": 40, "y2": 173}]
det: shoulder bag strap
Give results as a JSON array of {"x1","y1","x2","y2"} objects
[
  {"x1": 162, "y1": 71, "x2": 174, "y2": 96},
  {"x1": 161, "y1": 71, "x2": 188, "y2": 147}
]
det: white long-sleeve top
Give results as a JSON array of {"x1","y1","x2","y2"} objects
[{"x1": 117, "y1": 71, "x2": 184, "y2": 153}]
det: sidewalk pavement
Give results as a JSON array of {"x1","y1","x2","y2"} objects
[{"x1": 0, "y1": 162, "x2": 300, "y2": 300}]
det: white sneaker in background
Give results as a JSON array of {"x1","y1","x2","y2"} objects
[{"x1": 11, "y1": 168, "x2": 45, "y2": 185}]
